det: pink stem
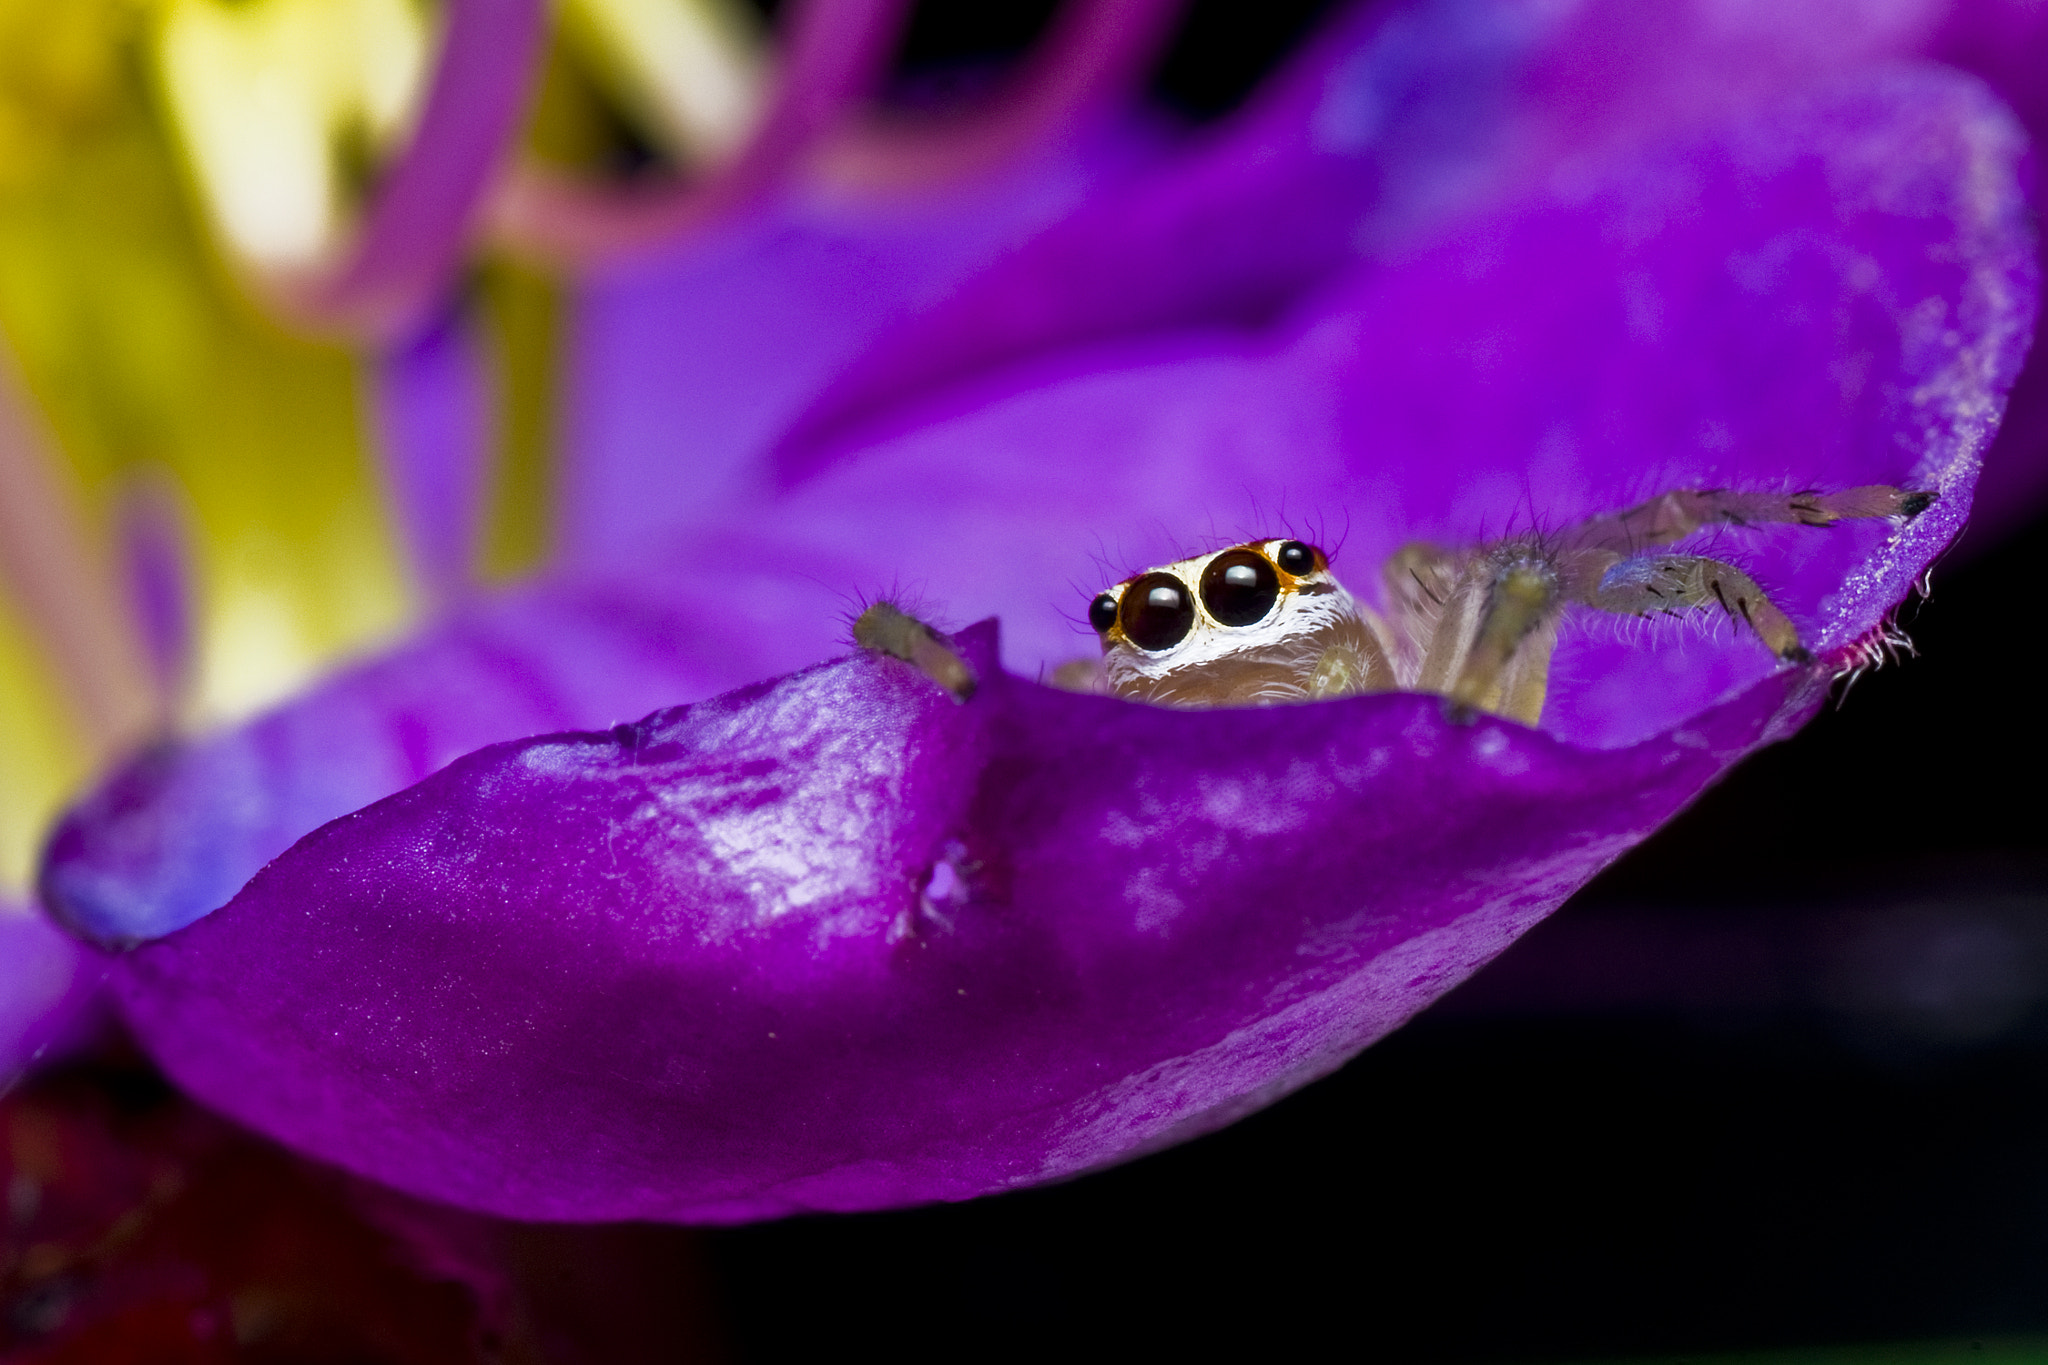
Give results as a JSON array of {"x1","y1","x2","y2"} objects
[
  {"x1": 817, "y1": 0, "x2": 1188, "y2": 190},
  {"x1": 0, "y1": 357, "x2": 157, "y2": 757},
  {"x1": 489, "y1": 0, "x2": 913, "y2": 266},
  {"x1": 114, "y1": 473, "x2": 197, "y2": 711},
  {"x1": 273, "y1": 0, "x2": 550, "y2": 340},
  {"x1": 369, "y1": 304, "x2": 495, "y2": 612}
]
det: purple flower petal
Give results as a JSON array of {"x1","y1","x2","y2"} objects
[
  {"x1": 42, "y1": 578, "x2": 772, "y2": 947},
  {"x1": 1926, "y1": 0, "x2": 2048, "y2": 545},
  {"x1": 106, "y1": 623, "x2": 1818, "y2": 1222},
  {"x1": 774, "y1": 0, "x2": 1950, "y2": 466},
  {"x1": 557, "y1": 120, "x2": 1163, "y2": 571},
  {"x1": 0, "y1": 909, "x2": 105, "y2": 1087},
  {"x1": 48, "y1": 61, "x2": 2034, "y2": 959}
]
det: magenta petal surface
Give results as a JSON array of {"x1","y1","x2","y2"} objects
[
  {"x1": 41, "y1": 579, "x2": 763, "y2": 946},
  {"x1": 558, "y1": 124, "x2": 1160, "y2": 573},
  {"x1": 0, "y1": 910, "x2": 103, "y2": 1085},
  {"x1": 774, "y1": 0, "x2": 1951, "y2": 463},
  {"x1": 1928, "y1": 0, "x2": 2048, "y2": 544},
  {"x1": 108, "y1": 624, "x2": 1820, "y2": 1222}
]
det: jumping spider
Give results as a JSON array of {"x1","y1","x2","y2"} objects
[
  {"x1": 1079, "y1": 484, "x2": 1932, "y2": 724},
  {"x1": 852, "y1": 484, "x2": 1930, "y2": 724}
]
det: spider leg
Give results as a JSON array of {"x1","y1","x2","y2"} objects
[
  {"x1": 1382, "y1": 541, "x2": 1461, "y2": 682},
  {"x1": 1048, "y1": 657, "x2": 1107, "y2": 693},
  {"x1": 1570, "y1": 485, "x2": 1931, "y2": 556},
  {"x1": 1416, "y1": 542, "x2": 1563, "y2": 725},
  {"x1": 854, "y1": 602, "x2": 977, "y2": 700},
  {"x1": 1582, "y1": 553, "x2": 1810, "y2": 663},
  {"x1": 1306, "y1": 611, "x2": 1401, "y2": 699}
]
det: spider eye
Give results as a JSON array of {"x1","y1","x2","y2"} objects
[
  {"x1": 1119, "y1": 573, "x2": 1195, "y2": 651},
  {"x1": 1275, "y1": 541, "x2": 1317, "y2": 576},
  {"x1": 1088, "y1": 592, "x2": 1119, "y2": 634},
  {"x1": 1200, "y1": 550, "x2": 1280, "y2": 627}
]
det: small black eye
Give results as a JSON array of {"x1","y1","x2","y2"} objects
[
  {"x1": 1199, "y1": 550, "x2": 1280, "y2": 627},
  {"x1": 1088, "y1": 592, "x2": 1119, "y2": 634},
  {"x1": 1275, "y1": 541, "x2": 1317, "y2": 575},
  {"x1": 1119, "y1": 573, "x2": 1195, "y2": 651}
]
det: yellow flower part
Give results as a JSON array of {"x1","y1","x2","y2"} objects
[
  {"x1": 0, "y1": 0, "x2": 768, "y2": 896},
  {"x1": 0, "y1": 0, "x2": 414, "y2": 893},
  {"x1": 155, "y1": 0, "x2": 435, "y2": 271},
  {"x1": 0, "y1": 0, "x2": 141, "y2": 193},
  {"x1": 557, "y1": 0, "x2": 763, "y2": 167}
]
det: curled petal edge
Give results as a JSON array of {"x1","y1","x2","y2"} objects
[{"x1": 105, "y1": 618, "x2": 1850, "y2": 1223}]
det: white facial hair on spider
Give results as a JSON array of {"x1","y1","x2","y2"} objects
[
  {"x1": 1086, "y1": 539, "x2": 1397, "y2": 709},
  {"x1": 1082, "y1": 485, "x2": 1935, "y2": 725}
]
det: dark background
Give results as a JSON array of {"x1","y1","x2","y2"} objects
[{"x1": 701, "y1": 2, "x2": 2048, "y2": 1359}]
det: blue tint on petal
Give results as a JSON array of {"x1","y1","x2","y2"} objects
[{"x1": 41, "y1": 579, "x2": 761, "y2": 946}]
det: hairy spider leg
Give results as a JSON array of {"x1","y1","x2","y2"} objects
[
  {"x1": 1066, "y1": 482, "x2": 1933, "y2": 719},
  {"x1": 1578, "y1": 552, "x2": 1807, "y2": 661},
  {"x1": 1381, "y1": 542, "x2": 1461, "y2": 682},
  {"x1": 855, "y1": 601, "x2": 976, "y2": 700},
  {"x1": 1567, "y1": 485, "x2": 1932, "y2": 556},
  {"x1": 1398, "y1": 541, "x2": 1562, "y2": 724},
  {"x1": 1302, "y1": 611, "x2": 1400, "y2": 700},
  {"x1": 1392, "y1": 484, "x2": 1932, "y2": 724}
]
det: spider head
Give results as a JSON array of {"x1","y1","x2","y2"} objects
[{"x1": 1089, "y1": 540, "x2": 1371, "y2": 706}]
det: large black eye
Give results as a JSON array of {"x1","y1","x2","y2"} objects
[
  {"x1": 1088, "y1": 592, "x2": 1119, "y2": 634},
  {"x1": 1199, "y1": 550, "x2": 1280, "y2": 627},
  {"x1": 1119, "y1": 573, "x2": 1195, "y2": 651},
  {"x1": 1275, "y1": 541, "x2": 1317, "y2": 576}
]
